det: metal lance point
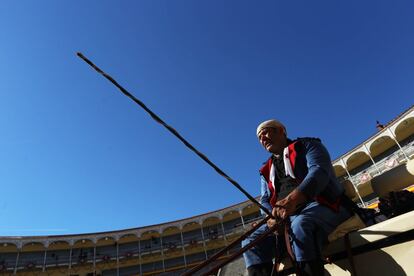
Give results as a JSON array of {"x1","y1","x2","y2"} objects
[{"x1": 76, "y1": 52, "x2": 276, "y2": 217}]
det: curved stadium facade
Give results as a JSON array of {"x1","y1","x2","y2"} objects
[{"x1": 1, "y1": 106, "x2": 414, "y2": 276}]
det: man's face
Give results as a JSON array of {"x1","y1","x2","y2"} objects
[{"x1": 258, "y1": 127, "x2": 287, "y2": 155}]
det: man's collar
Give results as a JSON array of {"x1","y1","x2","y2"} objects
[{"x1": 272, "y1": 137, "x2": 293, "y2": 158}]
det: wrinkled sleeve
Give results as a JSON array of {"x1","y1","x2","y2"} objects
[
  {"x1": 260, "y1": 175, "x2": 273, "y2": 215},
  {"x1": 297, "y1": 140, "x2": 333, "y2": 198}
]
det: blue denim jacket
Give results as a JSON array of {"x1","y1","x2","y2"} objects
[{"x1": 259, "y1": 137, "x2": 344, "y2": 215}]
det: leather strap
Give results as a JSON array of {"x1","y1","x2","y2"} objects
[
  {"x1": 284, "y1": 222, "x2": 301, "y2": 275},
  {"x1": 284, "y1": 223, "x2": 296, "y2": 263}
]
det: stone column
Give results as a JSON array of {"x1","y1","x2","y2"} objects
[
  {"x1": 179, "y1": 227, "x2": 187, "y2": 268},
  {"x1": 387, "y1": 127, "x2": 409, "y2": 161},
  {"x1": 138, "y1": 238, "x2": 143, "y2": 276},
  {"x1": 199, "y1": 221, "x2": 208, "y2": 259},
  {"x1": 341, "y1": 158, "x2": 365, "y2": 207},
  {"x1": 13, "y1": 250, "x2": 20, "y2": 275},
  {"x1": 239, "y1": 210, "x2": 246, "y2": 229},
  {"x1": 363, "y1": 143, "x2": 381, "y2": 174},
  {"x1": 160, "y1": 233, "x2": 166, "y2": 272}
]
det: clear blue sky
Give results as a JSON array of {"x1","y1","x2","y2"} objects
[{"x1": 0, "y1": 0, "x2": 413, "y2": 236}]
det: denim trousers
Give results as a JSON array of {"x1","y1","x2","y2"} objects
[{"x1": 242, "y1": 201, "x2": 351, "y2": 268}]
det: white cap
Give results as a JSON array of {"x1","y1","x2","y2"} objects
[{"x1": 256, "y1": 119, "x2": 286, "y2": 137}]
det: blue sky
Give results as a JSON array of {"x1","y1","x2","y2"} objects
[{"x1": 0, "y1": 0, "x2": 413, "y2": 236}]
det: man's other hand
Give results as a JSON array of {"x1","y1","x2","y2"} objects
[
  {"x1": 266, "y1": 217, "x2": 277, "y2": 229},
  {"x1": 273, "y1": 189, "x2": 307, "y2": 219}
]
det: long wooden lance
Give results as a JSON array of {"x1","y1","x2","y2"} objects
[
  {"x1": 181, "y1": 216, "x2": 272, "y2": 276},
  {"x1": 76, "y1": 52, "x2": 278, "y2": 217}
]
